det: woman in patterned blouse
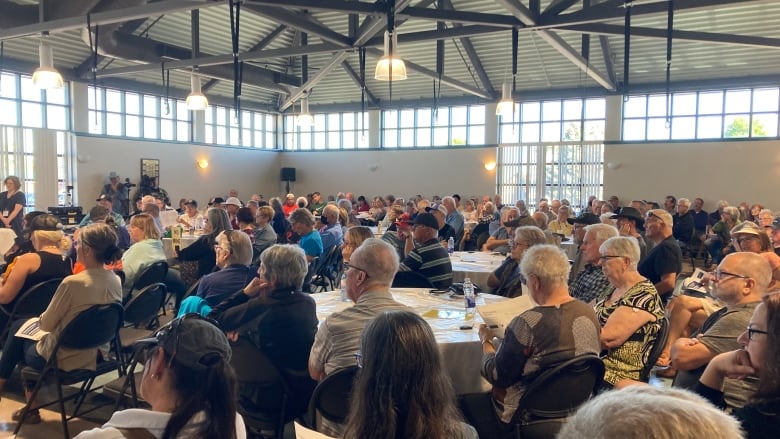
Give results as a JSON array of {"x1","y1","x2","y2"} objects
[{"x1": 595, "y1": 236, "x2": 666, "y2": 388}]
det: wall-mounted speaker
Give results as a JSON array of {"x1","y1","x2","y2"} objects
[{"x1": 281, "y1": 167, "x2": 296, "y2": 182}]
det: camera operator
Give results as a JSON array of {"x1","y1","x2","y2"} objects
[{"x1": 99, "y1": 171, "x2": 131, "y2": 217}]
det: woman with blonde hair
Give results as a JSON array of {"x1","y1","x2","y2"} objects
[
  {"x1": 121, "y1": 213, "x2": 165, "y2": 293},
  {"x1": 0, "y1": 214, "x2": 71, "y2": 319}
]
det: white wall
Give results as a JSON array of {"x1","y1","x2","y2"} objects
[
  {"x1": 604, "y1": 139, "x2": 780, "y2": 210},
  {"x1": 278, "y1": 147, "x2": 498, "y2": 200},
  {"x1": 74, "y1": 136, "x2": 280, "y2": 207}
]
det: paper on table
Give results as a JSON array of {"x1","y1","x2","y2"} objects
[
  {"x1": 294, "y1": 422, "x2": 336, "y2": 439},
  {"x1": 160, "y1": 210, "x2": 179, "y2": 229},
  {"x1": 477, "y1": 295, "x2": 537, "y2": 334},
  {"x1": 422, "y1": 309, "x2": 467, "y2": 320}
]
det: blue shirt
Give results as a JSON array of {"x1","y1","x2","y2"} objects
[
  {"x1": 299, "y1": 230, "x2": 323, "y2": 258},
  {"x1": 319, "y1": 223, "x2": 343, "y2": 250},
  {"x1": 446, "y1": 210, "x2": 465, "y2": 241},
  {"x1": 196, "y1": 264, "x2": 253, "y2": 306}
]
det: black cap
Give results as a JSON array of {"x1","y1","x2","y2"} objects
[
  {"x1": 208, "y1": 197, "x2": 225, "y2": 206},
  {"x1": 567, "y1": 212, "x2": 600, "y2": 226},
  {"x1": 135, "y1": 315, "x2": 231, "y2": 371},
  {"x1": 413, "y1": 212, "x2": 439, "y2": 230},
  {"x1": 96, "y1": 194, "x2": 112, "y2": 202}
]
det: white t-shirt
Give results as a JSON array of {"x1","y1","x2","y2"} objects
[{"x1": 74, "y1": 408, "x2": 247, "y2": 439}]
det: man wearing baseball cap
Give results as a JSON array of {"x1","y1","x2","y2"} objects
[
  {"x1": 397, "y1": 212, "x2": 453, "y2": 288},
  {"x1": 638, "y1": 209, "x2": 682, "y2": 302},
  {"x1": 79, "y1": 194, "x2": 126, "y2": 227}
]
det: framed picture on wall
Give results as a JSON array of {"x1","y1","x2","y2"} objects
[{"x1": 141, "y1": 158, "x2": 159, "y2": 180}]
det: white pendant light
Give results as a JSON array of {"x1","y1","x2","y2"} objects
[
  {"x1": 296, "y1": 97, "x2": 314, "y2": 128},
  {"x1": 32, "y1": 33, "x2": 63, "y2": 90},
  {"x1": 495, "y1": 82, "x2": 514, "y2": 118},
  {"x1": 186, "y1": 72, "x2": 208, "y2": 111},
  {"x1": 375, "y1": 31, "x2": 407, "y2": 81}
]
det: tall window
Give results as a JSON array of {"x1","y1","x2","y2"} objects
[
  {"x1": 205, "y1": 105, "x2": 276, "y2": 148},
  {"x1": 88, "y1": 86, "x2": 191, "y2": 141},
  {"x1": 497, "y1": 98, "x2": 606, "y2": 210},
  {"x1": 0, "y1": 73, "x2": 69, "y2": 130},
  {"x1": 283, "y1": 112, "x2": 369, "y2": 150},
  {"x1": 381, "y1": 105, "x2": 485, "y2": 148},
  {"x1": 623, "y1": 87, "x2": 780, "y2": 140}
]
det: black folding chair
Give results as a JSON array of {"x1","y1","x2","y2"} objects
[
  {"x1": 15, "y1": 302, "x2": 124, "y2": 438},
  {"x1": 639, "y1": 317, "x2": 670, "y2": 382},
  {"x1": 306, "y1": 365, "x2": 359, "y2": 433},
  {"x1": 0, "y1": 277, "x2": 63, "y2": 342},
  {"x1": 118, "y1": 282, "x2": 167, "y2": 364},
  {"x1": 126, "y1": 260, "x2": 168, "y2": 298},
  {"x1": 511, "y1": 355, "x2": 605, "y2": 439},
  {"x1": 231, "y1": 335, "x2": 292, "y2": 439}
]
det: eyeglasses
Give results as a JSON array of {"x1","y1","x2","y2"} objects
[
  {"x1": 713, "y1": 269, "x2": 750, "y2": 281},
  {"x1": 344, "y1": 263, "x2": 370, "y2": 278},
  {"x1": 147, "y1": 313, "x2": 219, "y2": 368},
  {"x1": 509, "y1": 240, "x2": 528, "y2": 249},
  {"x1": 354, "y1": 351, "x2": 362, "y2": 368},
  {"x1": 214, "y1": 231, "x2": 234, "y2": 254},
  {"x1": 599, "y1": 255, "x2": 624, "y2": 262},
  {"x1": 746, "y1": 326, "x2": 768, "y2": 341},
  {"x1": 645, "y1": 212, "x2": 664, "y2": 224},
  {"x1": 735, "y1": 236, "x2": 758, "y2": 245}
]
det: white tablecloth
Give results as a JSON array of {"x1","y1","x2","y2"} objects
[
  {"x1": 162, "y1": 235, "x2": 200, "y2": 260},
  {"x1": 313, "y1": 288, "x2": 508, "y2": 394},
  {"x1": 450, "y1": 251, "x2": 506, "y2": 291}
]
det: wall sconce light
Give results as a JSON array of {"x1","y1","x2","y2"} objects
[
  {"x1": 606, "y1": 162, "x2": 621, "y2": 170},
  {"x1": 197, "y1": 159, "x2": 209, "y2": 169},
  {"x1": 484, "y1": 161, "x2": 497, "y2": 171}
]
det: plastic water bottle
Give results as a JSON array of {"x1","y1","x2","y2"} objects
[
  {"x1": 340, "y1": 271, "x2": 349, "y2": 302},
  {"x1": 448, "y1": 237, "x2": 455, "y2": 255},
  {"x1": 464, "y1": 277, "x2": 476, "y2": 317}
]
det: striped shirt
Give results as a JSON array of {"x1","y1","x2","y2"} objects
[
  {"x1": 399, "y1": 238, "x2": 453, "y2": 288},
  {"x1": 309, "y1": 289, "x2": 409, "y2": 376}
]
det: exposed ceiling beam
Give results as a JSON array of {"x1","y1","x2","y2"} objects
[
  {"x1": 364, "y1": 25, "x2": 507, "y2": 46},
  {"x1": 353, "y1": 0, "x2": 423, "y2": 47},
  {"x1": 244, "y1": 5, "x2": 353, "y2": 47},
  {"x1": 244, "y1": 0, "x2": 383, "y2": 14},
  {"x1": 559, "y1": 23, "x2": 780, "y2": 49},
  {"x1": 0, "y1": 0, "x2": 220, "y2": 41},
  {"x1": 205, "y1": 24, "x2": 288, "y2": 92},
  {"x1": 599, "y1": 36, "x2": 617, "y2": 87},
  {"x1": 95, "y1": 42, "x2": 344, "y2": 77},
  {"x1": 496, "y1": 0, "x2": 616, "y2": 91},
  {"x1": 340, "y1": 60, "x2": 379, "y2": 105},
  {"x1": 440, "y1": 0, "x2": 495, "y2": 96},
  {"x1": 74, "y1": 18, "x2": 149, "y2": 78},
  {"x1": 280, "y1": 52, "x2": 349, "y2": 110},
  {"x1": 365, "y1": 47, "x2": 492, "y2": 99},
  {"x1": 397, "y1": 6, "x2": 521, "y2": 27},
  {"x1": 541, "y1": 0, "x2": 582, "y2": 18},
  {"x1": 539, "y1": 0, "x2": 768, "y2": 28}
]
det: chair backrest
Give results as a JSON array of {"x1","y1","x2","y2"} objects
[
  {"x1": 10, "y1": 277, "x2": 63, "y2": 318},
  {"x1": 58, "y1": 302, "x2": 124, "y2": 351},
  {"x1": 230, "y1": 336, "x2": 289, "y2": 419},
  {"x1": 391, "y1": 270, "x2": 435, "y2": 288},
  {"x1": 123, "y1": 282, "x2": 167, "y2": 325},
  {"x1": 516, "y1": 355, "x2": 604, "y2": 422},
  {"x1": 129, "y1": 261, "x2": 168, "y2": 293},
  {"x1": 302, "y1": 257, "x2": 320, "y2": 292},
  {"x1": 640, "y1": 317, "x2": 670, "y2": 382},
  {"x1": 308, "y1": 365, "x2": 359, "y2": 428}
]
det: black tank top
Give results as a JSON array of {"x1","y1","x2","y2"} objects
[{"x1": 19, "y1": 251, "x2": 72, "y2": 293}]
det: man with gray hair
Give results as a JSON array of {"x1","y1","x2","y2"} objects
[
  {"x1": 673, "y1": 197, "x2": 695, "y2": 247},
  {"x1": 569, "y1": 223, "x2": 619, "y2": 304},
  {"x1": 308, "y1": 238, "x2": 408, "y2": 381},
  {"x1": 558, "y1": 386, "x2": 744, "y2": 439},
  {"x1": 442, "y1": 196, "x2": 464, "y2": 244},
  {"x1": 476, "y1": 245, "x2": 600, "y2": 427}
]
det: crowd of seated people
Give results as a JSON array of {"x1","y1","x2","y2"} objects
[{"x1": 2, "y1": 184, "x2": 778, "y2": 437}]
